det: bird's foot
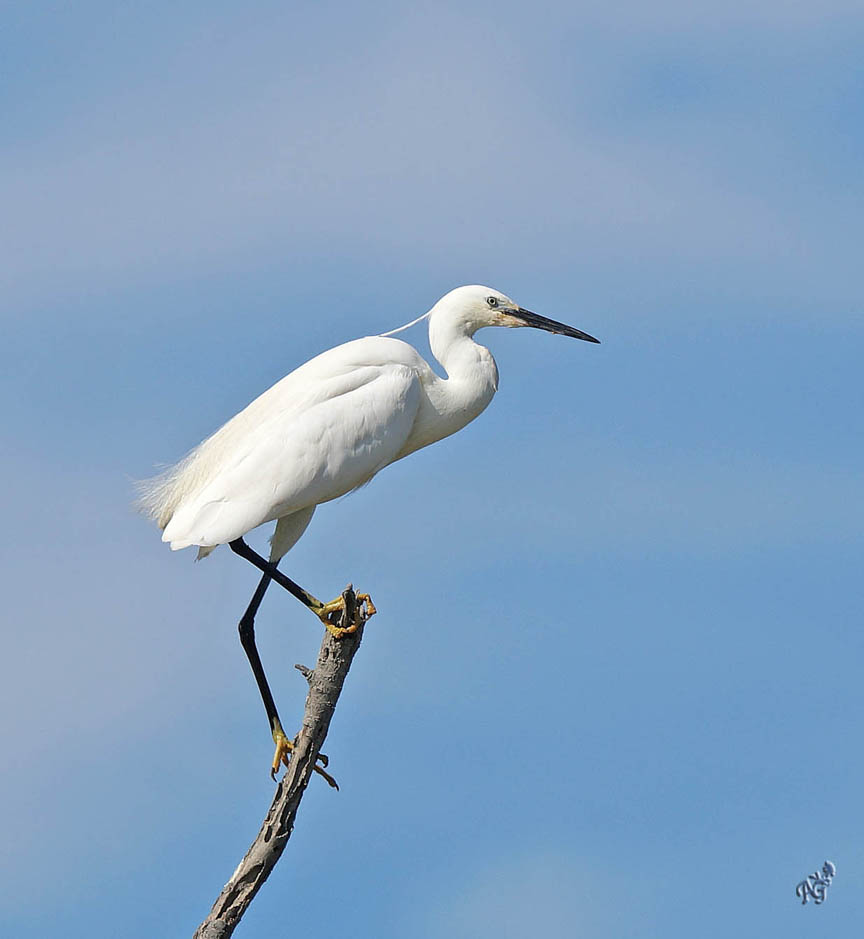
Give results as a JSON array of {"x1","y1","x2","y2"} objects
[
  {"x1": 315, "y1": 590, "x2": 376, "y2": 638},
  {"x1": 271, "y1": 728, "x2": 338, "y2": 789}
]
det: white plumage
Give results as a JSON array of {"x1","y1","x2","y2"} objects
[
  {"x1": 138, "y1": 284, "x2": 598, "y2": 562},
  {"x1": 138, "y1": 284, "x2": 599, "y2": 780}
]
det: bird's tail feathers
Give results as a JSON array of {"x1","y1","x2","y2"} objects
[{"x1": 133, "y1": 449, "x2": 203, "y2": 531}]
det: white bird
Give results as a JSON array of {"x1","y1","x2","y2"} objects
[{"x1": 139, "y1": 285, "x2": 599, "y2": 779}]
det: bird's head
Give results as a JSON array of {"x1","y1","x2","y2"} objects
[{"x1": 433, "y1": 285, "x2": 600, "y2": 343}]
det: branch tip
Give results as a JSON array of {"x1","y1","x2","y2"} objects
[{"x1": 294, "y1": 663, "x2": 314, "y2": 683}]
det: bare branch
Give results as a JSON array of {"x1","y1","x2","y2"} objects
[{"x1": 193, "y1": 585, "x2": 372, "y2": 939}]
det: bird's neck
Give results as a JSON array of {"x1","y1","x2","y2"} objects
[
  {"x1": 393, "y1": 313, "x2": 500, "y2": 461},
  {"x1": 427, "y1": 314, "x2": 499, "y2": 424}
]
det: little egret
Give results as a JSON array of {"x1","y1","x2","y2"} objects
[{"x1": 139, "y1": 285, "x2": 599, "y2": 778}]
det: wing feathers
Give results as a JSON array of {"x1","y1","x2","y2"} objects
[{"x1": 160, "y1": 362, "x2": 420, "y2": 549}]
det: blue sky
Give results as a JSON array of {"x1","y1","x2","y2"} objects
[{"x1": 2, "y1": 2, "x2": 862, "y2": 936}]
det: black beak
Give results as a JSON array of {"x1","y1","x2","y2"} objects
[{"x1": 514, "y1": 308, "x2": 600, "y2": 343}]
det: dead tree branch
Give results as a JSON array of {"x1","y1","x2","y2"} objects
[{"x1": 193, "y1": 585, "x2": 372, "y2": 939}]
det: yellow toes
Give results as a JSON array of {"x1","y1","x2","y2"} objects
[
  {"x1": 315, "y1": 592, "x2": 377, "y2": 638},
  {"x1": 270, "y1": 729, "x2": 339, "y2": 789},
  {"x1": 271, "y1": 731, "x2": 294, "y2": 780}
]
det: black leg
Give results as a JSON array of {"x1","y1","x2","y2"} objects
[
  {"x1": 230, "y1": 534, "x2": 372, "y2": 643},
  {"x1": 238, "y1": 570, "x2": 283, "y2": 740},
  {"x1": 237, "y1": 565, "x2": 335, "y2": 784},
  {"x1": 230, "y1": 537, "x2": 323, "y2": 612}
]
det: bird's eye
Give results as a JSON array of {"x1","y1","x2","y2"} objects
[{"x1": 486, "y1": 297, "x2": 499, "y2": 308}]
